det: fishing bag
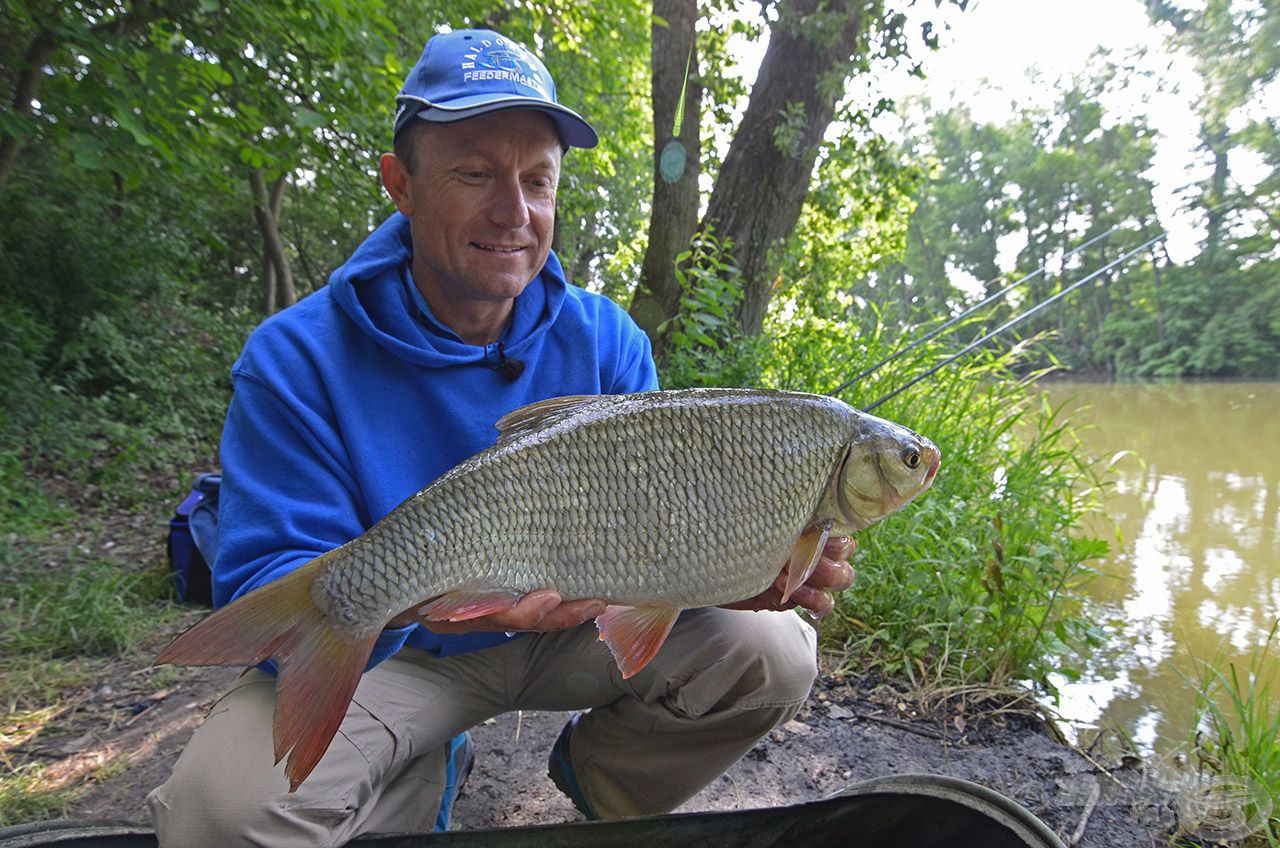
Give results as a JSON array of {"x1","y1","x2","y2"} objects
[{"x1": 166, "y1": 473, "x2": 220, "y2": 605}]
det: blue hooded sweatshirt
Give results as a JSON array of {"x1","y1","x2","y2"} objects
[{"x1": 213, "y1": 212, "x2": 658, "y2": 666}]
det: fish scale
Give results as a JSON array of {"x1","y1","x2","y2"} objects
[
  {"x1": 157, "y1": 386, "x2": 941, "y2": 791},
  {"x1": 316, "y1": 389, "x2": 852, "y2": 627}
]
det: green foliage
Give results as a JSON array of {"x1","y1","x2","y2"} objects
[
  {"x1": 760, "y1": 303, "x2": 1107, "y2": 689},
  {"x1": 877, "y1": 22, "x2": 1279, "y2": 378},
  {"x1": 658, "y1": 231, "x2": 763, "y2": 389},
  {"x1": 0, "y1": 2, "x2": 655, "y2": 528},
  {"x1": 786, "y1": 125, "x2": 923, "y2": 322},
  {"x1": 1180, "y1": 621, "x2": 1280, "y2": 847},
  {"x1": 0, "y1": 560, "x2": 174, "y2": 659}
]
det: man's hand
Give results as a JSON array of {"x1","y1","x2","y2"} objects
[
  {"x1": 721, "y1": 536, "x2": 855, "y2": 618},
  {"x1": 387, "y1": 590, "x2": 607, "y2": 635}
]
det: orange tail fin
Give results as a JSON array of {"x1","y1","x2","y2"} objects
[{"x1": 155, "y1": 552, "x2": 379, "y2": 791}]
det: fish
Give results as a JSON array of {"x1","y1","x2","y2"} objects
[{"x1": 156, "y1": 387, "x2": 941, "y2": 790}]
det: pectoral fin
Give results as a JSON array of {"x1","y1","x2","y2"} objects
[
  {"x1": 595, "y1": 604, "x2": 681, "y2": 679},
  {"x1": 781, "y1": 520, "x2": 832, "y2": 605},
  {"x1": 415, "y1": 587, "x2": 523, "y2": 622}
]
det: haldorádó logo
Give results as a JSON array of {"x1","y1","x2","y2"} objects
[{"x1": 460, "y1": 37, "x2": 549, "y2": 96}]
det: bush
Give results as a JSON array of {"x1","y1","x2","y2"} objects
[{"x1": 658, "y1": 231, "x2": 765, "y2": 390}]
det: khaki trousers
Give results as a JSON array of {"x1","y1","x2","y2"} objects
[{"x1": 147, "y1": 607, "x2": 817, "y2": 848}]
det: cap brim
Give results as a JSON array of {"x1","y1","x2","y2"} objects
[{"x1": 399, "y1": 95, "x2": 598, "y2": 149}]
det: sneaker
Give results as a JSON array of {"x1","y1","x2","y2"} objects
[
  {"x1": 434, "y1": 732, "x2": 475, "y2": 832},
  {"x1": 547, "y1": 711, "x2": 597, "y2": 820}
]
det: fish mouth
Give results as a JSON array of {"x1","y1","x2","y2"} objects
[{"x1": 923, "y1": 449, "x2": 941, "y2": 487}]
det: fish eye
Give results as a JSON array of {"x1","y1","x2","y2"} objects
[{"x1": 902, "y1": 446, "x2": 921, "y2": 469}]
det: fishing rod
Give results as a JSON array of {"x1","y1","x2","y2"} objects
[
  {"x1": 826, "y1": 225, "x2": 1125, "y2": 398},
  {"x1": 854, "y1": 231, "x2": 1166, "y2": 413}
]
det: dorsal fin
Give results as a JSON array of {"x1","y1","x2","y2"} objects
[{"x1": 494, "y1": 394, "x2": 601, "y2": 442}]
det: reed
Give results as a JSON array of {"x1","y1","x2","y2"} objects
[{"x1": 1179, "y1": 622, "x2": 1280, "y2": 846}]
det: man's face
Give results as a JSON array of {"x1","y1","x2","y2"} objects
[{"x1": 385, "y1": 110, "x2": 562, "y2": 320}]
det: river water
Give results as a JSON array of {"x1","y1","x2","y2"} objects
[{"x1": 1039, "y1": 381, "x2": 1280, "y2": 755}]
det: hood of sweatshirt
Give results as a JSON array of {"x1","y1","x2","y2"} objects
[{"x1": 328, "y1": 212, "x2": 567, "y2": 367}]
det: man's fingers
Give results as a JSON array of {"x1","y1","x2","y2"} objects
[
  {"x1": 810, "y1": 556, "x2": 855, "y2": 592},
  {"x1": 531, "y1": 598, "x2": 608, "y2": 631},
  {"x1": 503, "y1": 589, "x2": 562, "y2": 628},
  {"x1": 825, "y1": 535, "x2": 855, "y2": 560},
  {"x1": 408, "y1": 538, "x2": 862, "y2": 632},
  {"x1": 787, "y1": 584, "x2": 836, "y2": 618},
  {"x1": 409, "y1": 590, "x2": 608, "y2": 635}
]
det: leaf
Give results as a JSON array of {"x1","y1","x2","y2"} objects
[
  {"x1": 73, "y1": 146, "x2": 107, "y2": 171},
  {"x1": 113, "y1": 109, "x2": 153, "y2": 148},
  {"x1": 238, "y1": 146, "x2": 267, "y2": 168},
  {"x1": 295, "y1": 109, "x2": 326, "y2": 130}
]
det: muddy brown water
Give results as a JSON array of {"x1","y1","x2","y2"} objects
[{"x1": 1040, "y1": 380, "x2": 1280, "y2": 756}]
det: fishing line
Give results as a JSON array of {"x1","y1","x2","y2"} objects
[
  {"x1": 840, "y1": 196, "x2": 1243, "y2": 409},
  {"x1": 857, "y1": 232, "x2": 1166, "y2": 412},
  {"x1": 826, "y1": 224, "x2": 1125, "y2": 398}
]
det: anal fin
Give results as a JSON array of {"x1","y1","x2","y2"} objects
[{"x1": 595, "y1": 604, "x2": 681, "y2": 679}]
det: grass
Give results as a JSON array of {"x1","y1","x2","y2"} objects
[
  {"x1": 0, "y1": 560, "x2": 175, "y2": 713},
  {"x1": 1177, "y1": 622, "x2": 1280, "y2": 847},
  {"x1": 0, "y1": 764, "x2": 80, "y2": 828},
  {"x1": 0, "y1": 749, "x2": 135, "y2": 828},
  {"x1": 0, "y1": 561, "x2": 174, "y2": 659}
]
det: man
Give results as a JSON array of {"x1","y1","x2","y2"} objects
[{"x1": 148, "y1": 28, "x2": 853, "y2": 846}]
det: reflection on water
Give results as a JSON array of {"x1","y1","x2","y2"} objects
[{"x1": 1041, "y1": 381, "x2": 1280, "y2": 755}]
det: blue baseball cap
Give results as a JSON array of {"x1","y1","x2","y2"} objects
[{"x1": 394, "y1": 29, "x2": 599, "y2": 149}]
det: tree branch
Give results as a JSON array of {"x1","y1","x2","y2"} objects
[{"x1": 0, "y1": 0, "x2": 196, "y2": 193}]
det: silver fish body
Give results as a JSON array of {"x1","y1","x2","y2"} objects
[
  {"x1": 317, "y1": 387, "x2": 935, "y2": 635},
  {"x1": 158, "y1": 387, "x2": 940, "y2": 791},
  {"x1": 314, "y1": 389, "x2": 849, "y2": 635}
]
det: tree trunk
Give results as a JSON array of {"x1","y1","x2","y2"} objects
[
  {"x1": 627, "y1": 0, "x2": 702, "y2": 357},
  {"x1": 703, "y1": 0, "x2": 874, "y2": 336},
  {"x1": 250, "y1": 169, "x2": 294, "y2": 314},
  {"x1": 262, "y1": 244, "x2": 278, "y2": 315},
  {"x1": 0, "y1": 28, "x2": 58, "y2": 193},
  {"x1": 1203, "y1": 124, "x2": 1230, "y2": 271},
  {"x1": 110, "y1": 171, "x2": 126, "y2": 221}
]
